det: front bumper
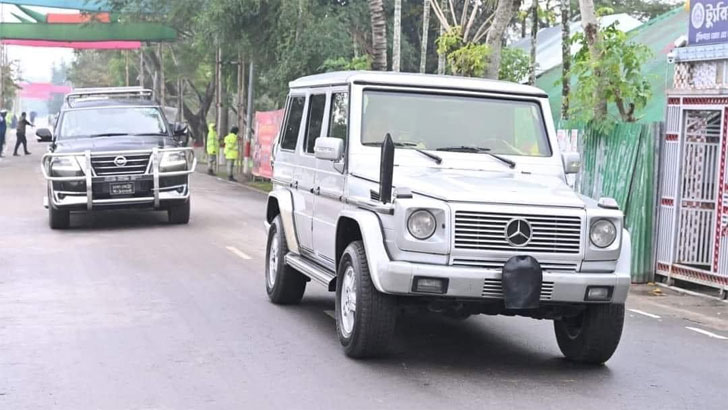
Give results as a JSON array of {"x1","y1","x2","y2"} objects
[{"x1": 375, "y1": 261, "x2": 631, "y2": 304}]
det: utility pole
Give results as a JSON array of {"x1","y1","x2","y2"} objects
[
  {"x1": 139, "y1": 47, "x2": 145, "y2": 88},
  {"x1": 244, "y1": 61, "x2": 254, "y2": 176},
  {"x1": 0, "y1": 44, "x2": 4, "y2": 108},
  {"x1": 237, "y1": 54, "x2": 247, "y2": 176},
  {"x1": 125, "y1": 50, "x2": 130, "y2": 86},
  {"x1": 158, "y1": 43, "x2": 165, "y2": 106}
]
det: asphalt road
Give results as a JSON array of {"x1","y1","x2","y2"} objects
[{"x1": 1, "y1": 136, "x2": 727, "y2": 410}]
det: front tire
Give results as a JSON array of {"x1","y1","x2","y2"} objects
[
  {"x1": 49, "y1": 206, "x2": 70, "y2": 230},
  {"x1": 265, "y1": 215, "x2": 306, "y2": 304},
  {"x1": 554, "y1": 304, "x2": 625, "y2": 364},
  {"x1": 336, "y1": 240, "x2": 397, "y2": 358},
  {"x1": 168, "y1": 200, "x2": 190, "y2": 224}
]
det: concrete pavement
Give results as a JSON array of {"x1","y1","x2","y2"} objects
[{"x1": 1, "y1": 137, "x2": 727, "y2": 410}]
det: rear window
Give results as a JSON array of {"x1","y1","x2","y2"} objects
[{"x1": 280, "y1": 96, "x2": 305, "y2": 151}]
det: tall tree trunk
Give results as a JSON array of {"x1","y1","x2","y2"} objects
[
  {"x1": 578, "y1": 0, "x2": 606, "y2": 120},
  {"x1": 529, "y1": 1, "x2": 538, "y2": 85},
  {"x1": 420, "y1": 0, "x2": 430, "y2": 73},
  {"x1": 437, "y1": 0, "x2": 446, "y2": 74},
  {"x1": 393, "y1": 0, "x2": 402, "y2": 72},
  {"x1": 561, "y1": 0, "x2": 570, "y2": 120},
  {"x1": 484, "y1": 0, "x2": 519, "y2": 79},
  {"x1": 369, "y1": 0, "x2": 388, "y2": 71}
]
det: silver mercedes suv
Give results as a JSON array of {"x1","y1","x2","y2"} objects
[{"x1": 264, "y1": 72, "x2": 630, "y2": 364}]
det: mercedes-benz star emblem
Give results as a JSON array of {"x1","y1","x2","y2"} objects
[
  {"x1": 504, "y1": 218, "x2": 532, "y2": 247},
  {"x1": 113, "y1": 155, "x2": 128, "y2": 167}
]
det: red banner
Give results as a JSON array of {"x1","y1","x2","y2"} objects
[{"x1": 253, "y1": 109, "x2": 284, "y2": 179}]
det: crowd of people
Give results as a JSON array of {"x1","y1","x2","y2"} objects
[{"x1": 0, "y1": 110, "x2": 35, "y2": 158}]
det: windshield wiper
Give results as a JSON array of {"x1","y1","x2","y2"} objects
[
  {"x1": 436, "y1": 146, "x2": 515, "y2": 169},
  {"x1": 88, "y1": 133, "x2": 128, "y2": 138},
  {"x1": 393, "y1": 142, "x2": 443, "y2": 165}
]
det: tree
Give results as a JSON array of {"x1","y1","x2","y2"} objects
[
  {"x1": 577, "y1": 0, "x2": 606, "y2": 120},
  {"x1": 393, "y1": 0, "x2": 402, "y2": 71},
  {"x1": 369, "y1": 0, "x2": 388, "y2": 70},
  {"x1": 420, "y1": 0, "x2": 430, "y2": 73},
  {"x1": 569, "y1": 23, "x2": 652, "y2": 122},
  {"x1": 484, "y1": 0, "x2": 519, "y2": 79},
  {"x1": 499, "y1": 47, "x2": 530, "y2": 82},
  {"x1": 561, "y1": 0, "x2": 570, "y2": 120},
  {"x1": 528, "y1": 1, "x2": 538, "y2": 85}
]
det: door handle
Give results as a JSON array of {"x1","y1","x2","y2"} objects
[{"x1": 311, "y1": 187, "x2": 320, "y2": 195}]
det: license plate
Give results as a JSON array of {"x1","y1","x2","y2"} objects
[{"x1": 110, "y1": 182, "x2": 134, "y2": 195}]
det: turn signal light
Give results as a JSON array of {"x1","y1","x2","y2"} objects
[
  {"x1": 412, "y1": 276, "x2": 448, "y2": 294},
  {"x1": 585, "y1": 286, "x2": 613, "y2": 301}
]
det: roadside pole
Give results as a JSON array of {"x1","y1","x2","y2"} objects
[{"x1": 244, "y1": 61, "x2": 254, "y2": 176}]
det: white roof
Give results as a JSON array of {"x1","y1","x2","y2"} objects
[{"x1": 289, "y1": 71, "x2": 548, "y2": 97}]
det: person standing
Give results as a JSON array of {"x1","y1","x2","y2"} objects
[
  {"x1": 13, "y1": 112, "x2": 33, "y2": 156},
  {"x1": 0, "y1": 110, "x2": 7, "y2": 157},
  {"x1": 206, "y1": 122, "x2": 219, "y2": 175},
  {"x1": 223, "y1": 126, "x2": 240, "y2": 182}
]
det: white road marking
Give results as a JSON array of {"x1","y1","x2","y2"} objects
[
  {"x1": 628, "y1": 309, "x2": 661, "y2": 319},
  {"x1": 324, "y1": 310, "x2": 335, "y2": 319},
  {"x1": 685, "y1": 326, "x2": 728, "y2": 340},
  {"x1": 226, "y1": 246, "x2": 252, "y2": 260}
]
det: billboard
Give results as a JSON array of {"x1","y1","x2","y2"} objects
[
  {"x1": 252, "y1": 109, "x2": 284, "y2": 179},
  {"x1": 689, "y1": 0, "x2": 728, "y2": 45}
]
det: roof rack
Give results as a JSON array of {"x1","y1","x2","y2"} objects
[{"x1": 64, "y1": 87, "x2": 154, "y2": 107}]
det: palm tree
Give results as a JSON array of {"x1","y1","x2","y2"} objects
[
  {"x1": 561, "y1": 0, "x2": 570, "y2": 119},
  {"x1": 393, "y1": 0, "x2": 402, "y2": 72},
  {"x1": 369, "y1": 0, "x2": 388, "y2": 71},
  {"x1": 578, "y1": 0, "x2": 606, "y2": 119},
  {"x1": 529, "y1": 1, "x2": 538, "y2": 85},
  {"x1": 420, "y1": 0, "x2": 430, "y2": 73}
]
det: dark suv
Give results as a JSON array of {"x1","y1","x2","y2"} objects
[{"x1": 39, "y1": 87, "x2": 196, "y2": 229}]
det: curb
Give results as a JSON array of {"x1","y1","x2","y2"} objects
[
  {"x1": 655, "y1": 282, "x2": 728, "y2": 303},
  {"x1": 195, "y1": 168, "x2": 269, "y2": 195}
]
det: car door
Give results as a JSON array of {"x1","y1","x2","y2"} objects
[
  {"x1": 293, "y1": 91, "x2": 327, "y2": 257},
  {"x1": 312, "y1": 89, "x2": 349, "y2": 270}
]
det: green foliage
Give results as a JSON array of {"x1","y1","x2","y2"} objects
[
  {"x1": 569, "y1": 23, "x2": 652, "y2": 123},
  {"x1": 320, "y1": 56, "x2": 372, "y2": 72},
  {"x1": 499, "y1": 48, "x2": 530, "y2": 83},
  {"x1": 436, "y1": 26, "x2": 490, "y2": 77}
]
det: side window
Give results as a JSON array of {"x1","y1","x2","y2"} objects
[
  {"x1": 328, "y1": 92, "x2": 348, "y2": 149},
  {"x1": 304, "y1": 94, "x2": 327, "y2": 153},
  {"x1": 280, "y1": 96, "x2": 305, "y2": 151}
]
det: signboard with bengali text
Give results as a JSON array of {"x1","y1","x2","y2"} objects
[
  {"x1": 689, "y1": 0, "x2": 728, "y2": 45},
  {"x1": 252, "y1": 109, "x2": 284, "y2": 179}
]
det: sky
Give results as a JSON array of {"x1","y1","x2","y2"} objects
[{"x1": 1, "y1": 4, "x2": 76, "y2": 83}]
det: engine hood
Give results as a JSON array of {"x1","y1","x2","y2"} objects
[
  {"x1": 53, "y1": 135, "x2": 176, "y2": 154},
  {"x1": 366, "y1": 166, "x2": 585, "y2": 209}
]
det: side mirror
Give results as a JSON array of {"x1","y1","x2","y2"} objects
[
  {"x1": 314, "y1": 137, "x2": 344, "y2": 161},
  {"x1": 562, "y1": 152, "x2": 581, "y2": 174},
  {"x1": 36, "y1": 128, "x2": 53, "y2": 142},
  {"x1": 173, "y1": 122, "x2": 189, "y2": 137}
]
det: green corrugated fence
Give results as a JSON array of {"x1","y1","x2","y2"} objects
[{"x1": 565, "y1": 122, "x2": 660, "y2": 283}]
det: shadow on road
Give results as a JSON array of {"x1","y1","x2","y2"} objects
[{"x1": 64, "y1": 209, "x2": 172, "y2": 231}]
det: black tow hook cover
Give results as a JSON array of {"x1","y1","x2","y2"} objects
[{"x1": 502, "y1": 255, "x2": 543, "y2": 310}]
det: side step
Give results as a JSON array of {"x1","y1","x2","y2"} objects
[{"x1": 285, "y1": 253, "x2": 336, "y2": 291}]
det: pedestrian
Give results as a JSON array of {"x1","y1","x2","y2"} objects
[
  {"x1": 223, "y1": 126, "x2": 240, "y2": 182},
  {"x1": 206, "y1": 122, "x2": 219, "y2": 175},
  {"x1": 13, "y1": 112, "x2": 33, "y2": 156},
  {"x1": 0, "y1": 109, "x2": 7, "y2": 157}
]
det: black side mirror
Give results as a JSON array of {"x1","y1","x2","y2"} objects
[
  {"x1": 36, "y1": 128, "x2": 52, "y2": 143},
  {"x1": 173, "y1": 122, "x2": 189, "y2": 137}
]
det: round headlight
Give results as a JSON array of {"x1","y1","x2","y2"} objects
[
  {"x1": 407, "y1": 209, "x2": 437, "y2": 240},
  {"x1": 590, "y1": 219, "x2": 617, "y2": 248}
]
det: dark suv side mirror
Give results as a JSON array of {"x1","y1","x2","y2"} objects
[
  {"x1": 173, "y1": 122, "x2": 189, "y2": 137},
  {"x1": 36, "y1": 128, "x2": 53, "y2": 142}
]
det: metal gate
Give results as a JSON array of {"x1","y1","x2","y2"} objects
[{"x1": 656, "y1": 96, "x2": 728, "y2": 294}]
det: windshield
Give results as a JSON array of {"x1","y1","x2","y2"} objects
[
  {"x1": 361, "y1": 91, "x2": 551, "y2": 157},
  {"x1": 59, "y1": 107, "x2": 168, "y2": 139}
]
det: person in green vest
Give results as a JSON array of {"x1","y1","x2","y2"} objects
[
  {"x1": 206, "y1": 122, "x2": 219, "y2": 175},
  {"x1": 224, "y1": 126, "x2": 240, "y2": 182}
]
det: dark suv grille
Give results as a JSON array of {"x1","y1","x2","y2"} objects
[{"x1": 91, "y1": 154, "x2": 150, "y2": 176}]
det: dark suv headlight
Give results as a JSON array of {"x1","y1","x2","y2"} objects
[
  {"x1": 50, "y1": 156, "x2": 84, "y2": 177},
  {"x1": 160, "y1": 151, "x2": 188, "y2": 171}
]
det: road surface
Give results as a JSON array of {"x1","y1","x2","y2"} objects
[{"x1": 1, "y1": 137, "x2": 727, "y2": 410}]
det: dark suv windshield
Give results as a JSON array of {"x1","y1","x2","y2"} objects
[
  {"x1": 361, "y1": 91, "x2": 552, "y2": 157},
  {"x1": 59, "y1": 107, "x2": 168, "y2": 139}
]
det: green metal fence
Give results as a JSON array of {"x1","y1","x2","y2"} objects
[{"x1": 568, "y1": 122, "x2": 661, "y2": 283}]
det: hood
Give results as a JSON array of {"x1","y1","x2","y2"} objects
[
  {"x1": 53, "y1": 135, "x2": 176, "y2": 154},
  {"x1": 370, "y1": 166, "x2": 585, "y2": 208}
]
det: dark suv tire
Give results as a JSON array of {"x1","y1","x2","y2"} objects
[
  {"x1": 336, "y1": 240, "x2": 397, "y2": 358},
  {"x1": 554, "y1": 304, "x2": 625, "y2": 364},
  {"x1": 168, "y1": 200, "x2": 190, "y2": 224},
  {"x1": 49, "y1": 206, "x2": 70, "y2": 230},
  {"x1": 265, "y1": 215, "x2": 307, "y2": 304}
]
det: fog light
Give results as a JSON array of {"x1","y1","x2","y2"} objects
[
  {"x1": 412, "y1": 276, "x2": 448, "y2": 294},
  {"x1": 585, "y1": 286, "x2": 613, "y2": 301}
]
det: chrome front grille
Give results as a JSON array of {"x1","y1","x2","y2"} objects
[
  {"x1": 482, "y1": 279, "x2": 555, "y2": 300},
  {"x1": 454, "y1": 211, "x2": 582, "y2": 254},
  {"x1": 452, "y1": 258, "x2": 578, "y2": 273},
  {"x1": 91, "y1": 154, "x2": 150, "y2": 176}
]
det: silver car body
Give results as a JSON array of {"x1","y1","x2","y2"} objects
[{"x1": 267, "y1": 71, "x2": 630, "y2": 305}]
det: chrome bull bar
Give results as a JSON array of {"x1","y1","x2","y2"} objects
[{"x1": 41, "y1": 147, "x2": 197, "y2": 211}]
